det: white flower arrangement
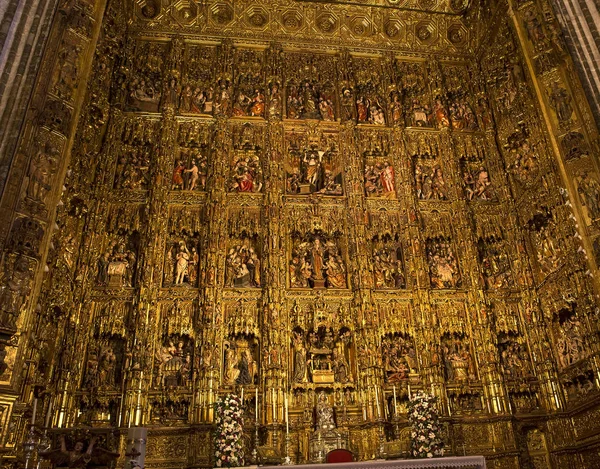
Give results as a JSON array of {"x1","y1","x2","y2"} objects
[
  {"x1": 214, "y1": 394, "x2": 244, "y2": 467},
  {"x1": 408, "y1": 391, "x2": 444, "y2": 459}
]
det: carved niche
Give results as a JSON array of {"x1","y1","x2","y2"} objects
[
  {"x1": 381, "y1": 333, "x2": 417, "y2": 383},
  {"x1": 114, "y1": 118, "x2": 159, "y2": 190},
  {"x1": 352, "y1": 56, "x2": 387, "y2": 125},
  {"x1": 372, "y1": 234, "x2": 406, "y2": 289},
  {"x1": 284, "y1": 53, "x2": 336, "y2": 121},
  {"x1": 179, "y1": 44, "x2": 216, "y2": 115},
  {"x1": 124, "y1": 41, "x2": 168, "y2": 113},
  {"x1": 426, "y1": 236, "x2": 461, "y2": 289},
  {"x1": 231, "y1": 48, "x2": 266, "y2": 118},
  {"x1": 289, "y1": 231, "x2": 347, "y2": 289},
  {"x1": 96, "y1": 231, "x2": 140, "y2": 288},
  {"x1": 227, "y1": 124, "x2": 264, "y2": 193},
  {"x1": 285, "y1": 126, "x2": 342, "y2": 196},
  {"x1": 173, "y1": 122, "x2": 210, "y2": 191},
  {"x1": 391, "y1": 60, "x2": 433, "y2": 128},
  {"x1": 361, "y1": 131, "x2": 396, "y2": 199}
]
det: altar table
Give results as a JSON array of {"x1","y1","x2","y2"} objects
[{"x1": 249, "y1": 456, "x2": 486, "y2": 469}]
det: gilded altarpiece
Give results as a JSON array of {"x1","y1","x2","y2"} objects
[{"x1": 3, "y1": 0, "x2": 600, "y2": 468}]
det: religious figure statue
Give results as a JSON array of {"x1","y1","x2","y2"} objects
[
  {"x1": 315, "y1": 392, "x2": 335, "y2": 431},
  {"x1": 224, "y1": 343, "x2": 240, "y2": 385},
  {"x1": 292, "y1": 332, "x2": 308, "y2": 383},
  {"x1": 175, "y1": 241, "x2": 190, "y2": 284}
]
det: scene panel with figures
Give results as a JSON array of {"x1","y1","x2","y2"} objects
[
  {"x1": 433, "y1": 302, "x2": 477, "y2": 384},
  {"x1": 225, "y1": 208, "x2": 262, "y2": 289},
  {"x1": 284, "y1": 52, "x2": 337, "y2": 121},
  {"x1": 172, "y1": 121, "x2": 212, "y2": 192},
  {"x1": 123, "y1": 40, "x2": 168, "y2": 113},
  {"x1": 422, "y1": 212, "x2": 462, "y2": 289},
  {"x1": 83, "y1": 302, "x2": 132, "y2": 395},
  {"x1": 574, "y1": 168, "x2": 600, "y2": 228},
  {"x1": 406, "y1": 132, "x2": 450, "y2": 201},
  {"x1": 222, "y1": 300, "x2": 261, "y2": 387},
  {"x1": 232, "y1": 48, "x2": 266, "y2": 119},
  {"x1": 390, "y1": 60, "x2": 433, "y2": 128},
  {"x1": 289, "y1": 299, "x2": 355, "y2": 388},
  {"x1": 162, "y1": 207, "x2": 206, "y2": 288},
  {"x1": 358, "y1": 130, "x2": 397, "y2": 199},
  {"x1": 502, "y1": 123, "x2": 546, "y2": 197},
  {"x1": 455, "y1": 135, "x2": 498, "y2": 203},
  {"x1": 372, "y1": 234, "x2": 406, "y2": 289},
  {"x1": 285, "y1": 125, "x2": 342, "y2": 196},
  {"x1": 227, "y1": 123, "x2": 265, "y2": 194},
  {"x1": 113, "y1": 117, "x2": 160, "y2": 191},
  {"x1": 440, "y1": 63, "x2": 479, "y2": 131},
  {"x1": 95, "y1": 229, "x2": 140, "y2": 290},
  {"x1": 473, "y1": 213, "x2": 515, "y2": 290},
  {"x1": 382, "y1": 333, "x2": 418, "y2": 383},
  {"x1": 289, "y1": 230, "x2": 347, "y2": 290},
  {"x1": 179, "y1": 44, "x2": 216, "y2": 116},
  {"x1": 154, "y1": 300, "x2": 196, "y2": 392},
  {"x1": 526, "y1": 207, "x2": 566, "y2": 281},
  {"x1": 352, "y1": 55, "x2": 387, "y2": 126}
]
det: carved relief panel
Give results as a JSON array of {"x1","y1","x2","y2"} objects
[
  {"x1": 123, "y1": 40, "x2": 168, "y2": 113},
  {"x1": 455, "y1": 136, "x2": 498, "y2": 202},
  {"x1": 228, "y1": 123, "x2": 266, "y2": 193},
  {"x1": 372, "y1": 234, "x2": 406, "y2": 289},
  {"x1": 285, "y1": 125, "x2": 342, "y2": 196},
  {"x1": 406, "y1": 132, "x2": 449, "y2": 201},
  {"x1": 440, "y1": 63, "x2": 478, "y2": 131},
  {"x1": 163, "y1": 207, "x2": 205, "y2": 288},
  {"x1": 114, "y1": 117, "x2": 160, "y2": 191},
  {"x1": 391, "y1": 60, "x2": 432, "y2": 128},
  {"x1": 232, "y1": 48, "x2": 266, "y2": 118},
  {"x1": 352, "y1": 55, "x2": 387, "y2": 126},
  {"x1": 179, "y1": 44, "x2": 216, "y2": 115},
  {"x1": 173, "y1": 121, "x2": 211, "y2": 191},
  {"x1": 284, "y1": 52, "x2": 336, "y2": 121},
  {"x1": 359, "y1": 130, "x2": 396, "y2": 199},
  {"x1": 289, "y1": 231, "x2": 347, "y2": 289},
  {"x1": 225, "y1": 209, "x2": 262, "y2": 289}
]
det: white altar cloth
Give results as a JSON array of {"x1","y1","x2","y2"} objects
[{"x1": 246, "y1": 456, "x2": 486, "y2": 469}]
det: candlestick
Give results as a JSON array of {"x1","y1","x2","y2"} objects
[
  {"x1": 255, "y1": 387, "x2": 259, "y2": 425},
  {"x1": 45, "y1": 399, "x2": 53, "y2": 428},
  {"x1": 393, "y1": 385, "x2": 398, "y2": 416},
  {"x1": 31, "y1": 398, "x2": 37, "y2": 425},
  {"x1": 284, "y1": 393, "x2": 289, "y2": 435}
]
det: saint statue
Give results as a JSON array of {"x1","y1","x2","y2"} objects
[{"x1": 315, "y1": 392, "x2": 335, "y2": 431}]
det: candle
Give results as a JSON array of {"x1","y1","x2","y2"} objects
[
  {"x1": 31, "y1": 398, "x2": 37, "y2": 425},
  {"x1": 375, "y1": 387, "x2": 381, "y2": 419},
  {"x1": 45, "y1": 399, "x2": 53, "y2": 428},
  {"x1": 408, "y1": 383, "x2": 411, "y2": 400},
  {"x1": 284, "y1": 393, "x2": 289, "y2": 435},
  {"x1": 255, "y1": 388, "x2": 259, "y2": 424},
  {"x1": 393, "y1": 385, "x2": 398, "y2": 416},
  {"x1": 272, "y1": 388, "x2": 276, "y2": 421},
  {"x1": 241, "y1": 387, "x2": 244, "y2": 403}
]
